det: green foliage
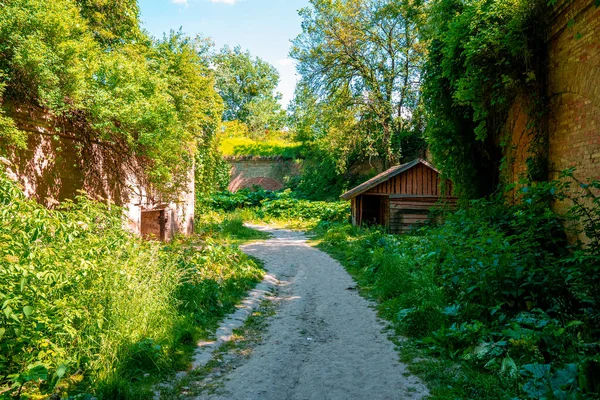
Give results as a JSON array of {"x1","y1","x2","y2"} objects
[
  {"x1": 0, "y1": 0, "x2": 223, "y2": 199},
  {"x1": 315, "y1": 174, "x2": 600, "y2": 398},
  {"x1": 291, "y1": 0, "x2": 426, "y2": 168},
  {"x1": 206, "y1": 188, "x2": 278, "y2": 212},
  {"x1": 194, "y1": 209, "x2": 271, "y2": 244},
  {"x1": 205, "y1": 188, "x2": 350, "y2": 224},
  {"x1": 0, "y1": 171, "x2": 263, "y2": 398},
  {"x1": 219, "y1": 137, "x2": 304, "y2": 159},
  {"x1": 260, "y1": 196, "x2": 349, "y2": 223},
  {"x1": 76, "y1": 0, "x2": 142, "y2": 46},
  {"x1": 423, "y1": 0, "x2": 549, "y2": 197},
  {"x1": 212, "y1": 45, "x2": 285, "y2": 134}
]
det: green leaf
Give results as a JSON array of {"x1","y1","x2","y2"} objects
[
  {"x1": 0, "y1": 327, "x2": 5, "y2": 341},
  {"x1": 501, "y1": 356, "x2": 517, "y2": 378},
  {"x1": 24, "y1": 364, "x2": 48, "y2": 382},
  {"x1": 55, "y1": 364, "x2": 67, "y2": 379},
  {"x1": 23, "y1": 306, "x2": 33, "y2": 318}
]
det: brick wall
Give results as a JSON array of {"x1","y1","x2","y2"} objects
[
  {"x1": 2, "y1": 103, "x2": 194, "y2": 239},
  {"x1": 507, "y1": 0, "x2": 600, "y2": 211},
  {"x1": 227, "y1": 157, "x2": 302, "y2": 192}
]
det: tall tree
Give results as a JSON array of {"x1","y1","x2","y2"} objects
[
  {"x1": 212, "y1": 45, "x2": 285, "y2": 134},
  {"x1": 76, "y1": 0, "x2": 142, "y2": 46},
  {"x1": 290, "y1": 0, "x2": 425, "y2": 168}
]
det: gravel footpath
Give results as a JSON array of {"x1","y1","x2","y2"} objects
[{"x1": 200, "y1": 226, "x2": 428, "y2": 400}]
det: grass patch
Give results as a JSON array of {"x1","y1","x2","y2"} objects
[
  {"x1": 219, "y1": 137, "x2": 304, "y2": 159},
  {"x1": 157, "y1": 298, "x2": 277, "y2": 399},
  {"x1": 0, "y1": 171, "x2": 267, "y2": 399}
]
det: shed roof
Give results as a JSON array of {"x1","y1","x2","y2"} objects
[{"x1": 340, "y1": 158, "x2": 440, "y2": 200}]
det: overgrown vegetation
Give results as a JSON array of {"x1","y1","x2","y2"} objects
[
  {"x1": 0, "y1": 0, "x2": 223, "y2": 198},
  {"x1": 422, "y1": 0, "x2": 549, "y2": 196},
  {"x1": 219, "y1": 137, "x2": 304, "y2": 159},
  {"x1": 203, "y1": 188, "x2": 350, "y2": 226},
  {"x1": 0, "y1": 171, "x2": 263, "y2": 399},
  {"x1": 315, "y1": 173, "x2": 600, "y2": 399}
]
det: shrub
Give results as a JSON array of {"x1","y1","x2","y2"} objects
[
  {"x1": 205, "y1": 189, "x2": 350, "y2": 223},
  {"x1": 0, "y1": 171, "x2": 263, "y2": 398},
  {"x1": 315, "y1": 175, "x2": 600, "y2": 398}
]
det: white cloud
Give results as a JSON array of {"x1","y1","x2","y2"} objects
[
  {"x1": 172, "y1": 0, "x2": 188, "y2": 4},
  {"x1": 209, "y1": 0, "x2": 238, "y2": 4}
]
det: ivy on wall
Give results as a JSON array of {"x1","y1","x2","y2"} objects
[{"x1": 423, "y1": 0, "x2": 550, "y2": 197}]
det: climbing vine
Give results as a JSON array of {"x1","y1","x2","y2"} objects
[{"x1": 423, "y1": 0, "x2": 550, "y2": 197}]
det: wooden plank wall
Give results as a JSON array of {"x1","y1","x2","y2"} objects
[
  {"x1": 365, "y1": 163, "x2": 454, "y2": 196},
  {"x1": 389, "y1": 196, "x2": 457, "y2": 234}
]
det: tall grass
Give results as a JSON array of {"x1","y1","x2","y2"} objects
[{"x1": 0, "y1": 171, "x2": 263, "y2": 399}]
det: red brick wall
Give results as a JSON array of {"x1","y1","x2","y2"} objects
[
  {"x1": 227, "y1": 158, "x2": 301, "y2": 192},
  {"x1": 547, "y1": 0, "x2": 600, "y2": 182},
  {"x1": 507, "y1": 0, "x2": 600, "y2": 204}
]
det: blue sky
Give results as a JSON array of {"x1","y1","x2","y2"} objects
[{"x1": 138, "y1": 0, "x2": 309, "y2": 107}]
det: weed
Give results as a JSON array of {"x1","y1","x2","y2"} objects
[
  {"x1": 0, "y1": 170, "x2": 265, "y2": 399},
  {"x1": 313, "y1": 174, "x2": 600, "y2": 399}
]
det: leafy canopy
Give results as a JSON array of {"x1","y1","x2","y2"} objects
[
  {"x1": 0, "y1": 0, "x2": 223, "y2": 198},
  {"x1": 212, "y1": 45, "x2": 285, "y2": 135},
  {"x1": 291, "y1": 0, "x2": 426, "y2": 168}
]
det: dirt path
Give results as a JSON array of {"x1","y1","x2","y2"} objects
[{"x1": 200, "y1": 226, "x2": 428, "y2": 400}]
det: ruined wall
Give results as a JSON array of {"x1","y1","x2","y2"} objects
[
  {"x1": 3, "y1": 104, "x2": 194, "y2": 240},
  {"x1": 227, "y1": 157, "x2": 302, "y2": 192},
  {"x1": 507, "y1": 0, "x2": 600, "y2": 197},
  {"x1": 546, "y1": 0, "x2": 600, "y2": 185}
]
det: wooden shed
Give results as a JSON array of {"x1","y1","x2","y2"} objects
[{"x1": 340, "y1": 159, "x2": 456, "y2": 233}]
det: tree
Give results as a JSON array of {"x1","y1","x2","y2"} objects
[
  {"x1": 76, "y1": 0, "x2": 142, "y2": 46},
  {"x1": 0, "y1": 0, "x2": 224, "y2": 199},
  {"x1": 212, "y1": 45, "x2": 284, "y2": 135},
  {"x1": 290, "y1": 0, "x2": 426, "y2": 168}
]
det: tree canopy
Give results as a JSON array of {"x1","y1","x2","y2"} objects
[
  {"x1": 290, "y1": 0, "x2": 426, "y2": 169},
  {"x1": 212, "y1": 45, "x2": 285, "y2": 135},
  {"x1": 0, "y1": 0, "x2": 223, "y2": 198}
]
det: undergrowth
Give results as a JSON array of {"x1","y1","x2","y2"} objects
[
  {"x1": 219, "y1": 137, "x2": 304, "y2": 159},
  {"x1": 314, "y1": 173, "x2": 600, "y2": 399},
  {"x1": 202, "y1": 188, "x2": 350, "y2": 229},
  {"x1": 0, "y1": 171, "x2": 264, "y2": 399}
]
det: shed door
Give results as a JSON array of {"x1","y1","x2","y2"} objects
[{"x1": 141, "y1": 209, "x2": 166, "y2": 241}]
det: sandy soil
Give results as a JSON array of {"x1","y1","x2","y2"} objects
[{"x1": 200, "y1": 226, "x2": 428, "y2": 400}]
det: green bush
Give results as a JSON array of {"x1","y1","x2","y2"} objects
[
  {"x1": 316, "y1": 175, "x2": 600, "y2": 398},
  {"x1": 205, "y1": 189, "x2": 350, "y2": 223},
  {"x1": 0, "y1": 171, "x2": 263, "y2": 398},
  {"x1": 205, "y1": 188, "x2": 278, "y2": 212}
]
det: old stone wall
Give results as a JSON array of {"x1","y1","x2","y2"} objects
[
  {"x1": 227, "y1": 157, "x2": 302, "y2": 192},
  {"x1": 507, "y1": 0, "x2": 600, "y2": 205},
  {"x1": 2, "y1": 103, "x2": 194, "y2": 240}
]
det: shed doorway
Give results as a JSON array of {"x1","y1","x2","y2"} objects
[
  {"x1": 361, "y1": 195, "x2": 387, "y2": 226},
  {"x1": 141, "y1": 209, "x2": 167, "y2": 241}
]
